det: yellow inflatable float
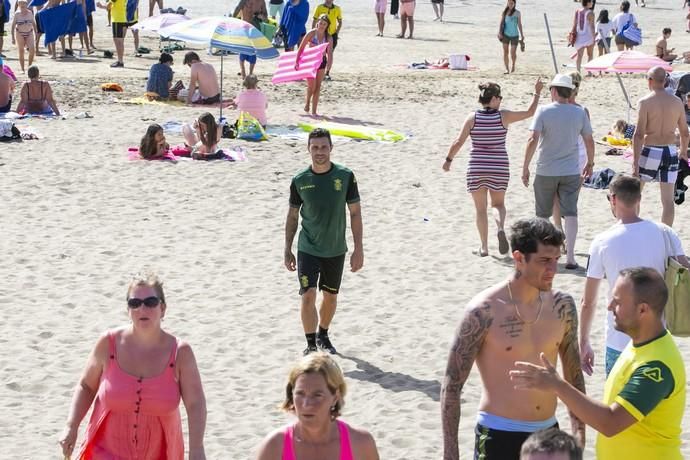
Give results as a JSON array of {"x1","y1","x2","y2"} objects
[{"x1": 298, "y1": 121, "x2": 405, "y2": 142}]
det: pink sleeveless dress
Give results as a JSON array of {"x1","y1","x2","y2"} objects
[
  {"x1": 76, "y1": 331, "x2": 184, "y2": 460},
  {"x1": 282, "y1": 420, "x2": 354, "y2": 460}
]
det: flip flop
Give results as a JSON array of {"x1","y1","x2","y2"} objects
[
  {"x1": 497, "y1": 230, "x2": 509, "y2": 255},
  {"x1": 473, "y1": 248, "x2": 489, "y2": 257}
]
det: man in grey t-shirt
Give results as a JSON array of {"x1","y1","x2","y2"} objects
[{"x1": 522, "y1": 74, "x2": 594, "y2": 269}]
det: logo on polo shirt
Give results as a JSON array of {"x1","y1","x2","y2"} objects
[
  {"x1": 334, "y1": 178, "x2": 342, "y2": 191},
  {"x1": 642, "y1": 367, "x2": 663, "y2": 383}
]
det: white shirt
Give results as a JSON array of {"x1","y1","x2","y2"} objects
[
  {"x1": 596, "y1": 21, "x2": 615, "y2": 40},
  {"x1": 586, "y1": 220, "x2": 684, "y2": 351}
]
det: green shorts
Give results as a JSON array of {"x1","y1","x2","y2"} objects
[{"x1": 534, "y1": 174, "x2": 581, "y2": 218}]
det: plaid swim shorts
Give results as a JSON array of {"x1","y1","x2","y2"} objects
[{"x1": 639, "y1": 144, "x2": 679, "y2": 183}]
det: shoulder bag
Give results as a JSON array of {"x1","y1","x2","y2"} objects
[{"x1": 660, "y1": 225, "x2": 690, "y2": 337}]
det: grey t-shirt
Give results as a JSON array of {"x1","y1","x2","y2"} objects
[{"x1": 530, "y1": 102, "x2": 593, "y2": 176}]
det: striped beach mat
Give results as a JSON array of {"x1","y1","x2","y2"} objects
[{"x1": 272, "y1": 43, "x2": 329, "y2": 84}]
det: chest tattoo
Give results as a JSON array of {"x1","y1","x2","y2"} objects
[{"x1": 499, "y1": 314, "x2": 523, "y2": 338}]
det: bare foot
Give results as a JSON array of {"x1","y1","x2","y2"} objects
[
  {"x1": 406, "y1": 35, "x2": 413, "y2": 39},
  {"x1": 304, "y1": 103, "x2": 310, "y2": 112},
  {"x1": 473, "y1": 247, "x2": 489, "y2": 257},
  {"x1": 503, "y1": 70, "x2": 510, "y2": 74}
]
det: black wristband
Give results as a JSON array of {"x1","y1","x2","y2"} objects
[{"x1": 446, "y1": 157, "x2": 453, "y2": 162}]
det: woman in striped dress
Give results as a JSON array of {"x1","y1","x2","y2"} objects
[{"x1": 443, "y1": 78, "x2": 543, "y2": 256}]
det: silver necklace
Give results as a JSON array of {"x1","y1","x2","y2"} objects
[{"x1": 507, "y1": 281, "x2": 543, "y2": 325}]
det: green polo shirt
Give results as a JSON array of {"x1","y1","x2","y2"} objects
[{"x1": 289, "y1": 163, "x2": 360, "y2": 258}]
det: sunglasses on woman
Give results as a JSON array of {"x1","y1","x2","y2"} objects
[{"x1": 127, "y1": 296, "x2": 161, "y2": 309}]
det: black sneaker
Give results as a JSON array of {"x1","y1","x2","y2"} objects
[
  {"x1": 316, "y1": 334, "x2": 337, "y2": 354},
  {"x1": 303, "y1": 345, "x2": 318, "y2": 356}
]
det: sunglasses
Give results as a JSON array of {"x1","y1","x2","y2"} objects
[{"x1": 127, "y1": 296, "x2": 161, "y2": 309}]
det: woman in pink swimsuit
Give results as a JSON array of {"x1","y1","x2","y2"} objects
[
  {"x1": 58, "y1": 273, "x2": 207, "y2": 460},
  {"x1": 255, "y1": 353, "x2": 380, "y2": 460}
]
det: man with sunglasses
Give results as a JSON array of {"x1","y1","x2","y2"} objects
[
  {"x1": 632, "y1": 66, "x2": 689, "y2": 227},
  {"x1": 580, "y1": 174, "x2": 689, "y2": 378},
  {"x1": 284, "y1": 128, "x2": 363, "y2": 355}
]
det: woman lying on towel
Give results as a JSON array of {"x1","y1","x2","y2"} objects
[
  {"x1": 16, "y1": 66, "x2": 60, "y2": 116},
  {"x1": 139, "y1": 124, "x2": 170, "y2": 160},
  {"x1": 182, "y1": 112, "x2": 224, "y2": 160}
]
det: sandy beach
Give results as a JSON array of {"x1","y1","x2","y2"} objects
[{"x1": 1, "y1": 0, "x2": 690, "y2": 458}]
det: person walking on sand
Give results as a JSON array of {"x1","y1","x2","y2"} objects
[
  {"x1": 397, "y1": 0, "x2": 414, "y2": 38},
  {"x1": 611, "y1": 1, "x2": 638, "y2": 51},
  {"x1": 431, "y1": 0, "x2": 443, "y2": 22},
  {"x1": 441, "y1": 218, "x2": 586, "y2": 460},
  {"x1": 498, "y1": 0, "x2": 524, "y2": 74},
  {"x1": 98, "y1": 0, "x2": 140, "y2": 67},
  {"x1": 149, "y1": 0, "x2": 162, "y2": 16},
  {"x1": 374, "y1": 0, "x2": 386, "y2": 36},
  {"x1": 443, "y1": 78, "x2": 543, "y2": 257},
  {"x1": 522, "y1": 74, "x2": 594, "y2": 270},
  {"x1": 571, "y1": 0, "x2": 595, "y2": 73},
  {"x1": 295, "y1": 15, "x2": 332, "y2": 116},
  {"x1": 312, "y1": 0, "x2": 341, "y2": 80},
  {"x1": 579, "y1": 174, "x2": 690, "y2": 379},
  {"x1": 595, "y1": 9, "x2": 614, "y2": 56},
  {"x1": 511, "y1": 268, "x2": 685, "y2": 460},
  {"x1": 633, "y1": 66, "x2": 689, "y2": 227},
  {"x1": 10, "y1": 0, "x2": 37, "y2": 73},
  {"x1": 284, "y1": 128, "x2": 363, "y2": 356}
]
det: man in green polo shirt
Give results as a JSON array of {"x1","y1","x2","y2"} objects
[{"x1": 284, "y1": 128, "x2": 363, "y2": 355}]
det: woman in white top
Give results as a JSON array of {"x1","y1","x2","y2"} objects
[
  {"x1": 572, "y1": 0, "x2": 595, "y2": 73},
  {"x1": 611, "y1": 0, "x2": 638, "y2": 50},
  {"x1": 595, "y1": 9, "x2": 614, "y2": 55}
]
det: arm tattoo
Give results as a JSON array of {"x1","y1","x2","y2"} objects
[
  {"x1": 441, "y1": 303, "x2": 493, "y2": 460},
  {"x1": 555, "y1": 292, "x2": 587, "y2": 447}
]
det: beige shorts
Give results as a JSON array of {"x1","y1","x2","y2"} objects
[{"x1": 400, "y1": 0, "x2": 415, "y2": 16}]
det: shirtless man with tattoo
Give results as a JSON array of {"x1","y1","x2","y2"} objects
[{"x1": 441, "y1": 218, "x2": 586, "y2": 460}]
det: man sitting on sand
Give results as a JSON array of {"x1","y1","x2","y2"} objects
[
  {"x1": 182, "y1": 51, "x2": 221, "y2": 105},
  {"x1": 441, "y1": 218, "x2": 585, "y2": 460},
  {"x1": 656, "y1": 28, "x2": 677, "y2": 62},
  {"x1": 0, "y1": 57, "x2": 15, "y2": 113},
  {"x1": 633, "y1": 66, "x2": 689, "y2": 227}
]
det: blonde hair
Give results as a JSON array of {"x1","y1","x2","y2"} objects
[
  {"x1": 281, "y1": 353, "x2": 347, "y2": 417},
  {"x1": 567, "y1": 71, "x2": 582, "y2": 97},
  {"x1": 127, "y1": 271, "x2": 166, "y2": 305},
  {"x1": 611, "y1": 119, "x2": 627, "y2": 137}
]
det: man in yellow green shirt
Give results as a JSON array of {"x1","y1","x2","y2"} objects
[
  {"x1": 510, "y1": 267, "x2": 685, "y2": 460},
  {"x1": 97, "y1": 0, "x2": 140, "y2": 67},
  {"x1": 312, "y1": 0, "x2": 341, "y2": 80}
]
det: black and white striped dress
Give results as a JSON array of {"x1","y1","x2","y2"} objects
[{"x1": 466, "y1": 109, "x2": 509, "y2": 192}]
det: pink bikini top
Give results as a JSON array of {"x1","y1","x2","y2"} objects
[{"x1": 282, "y1": 420, "x2": 354, "y2": 460}]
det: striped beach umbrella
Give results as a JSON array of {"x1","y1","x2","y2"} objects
[{"x1": 584, "y1": 50, "x2": 672, "y2": 73}]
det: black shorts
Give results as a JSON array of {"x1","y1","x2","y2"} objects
[
  {"x1": 112, "y1": 21, "x2": 136, "y2": 38},
  {"x1": 87, "y1": 13, "x2": 93, "y2": 28},
  {"x1": 319, "y1": 56, "x2": 327, "y2": 70},
  {"x1": 331, "y1": 33, "x2": 338, "y2": 50},
  {"x1": 35, "y1": 14, "x2": 42, "y2": 34},
  {"x1": 474, "y1": 423, "x2": 558, "y2": 460},
  {"x1": 297, "y1": 251, "x2": 345, "y2": 295},
  {"x1": 431, "y1": 0, "x2": 444, "y2": 3}
]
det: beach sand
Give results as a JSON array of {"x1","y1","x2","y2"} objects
[{"x1": 1, "y1": 0, "x2": 689, "y2": 458}]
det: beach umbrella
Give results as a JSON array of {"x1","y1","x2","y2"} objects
[
  {"x1": 130, "y1": 13, "x2": 190, "y2": 33},
  {"x1": 584, "y1": 50, "x2": 672, "y2": 74},
  {"x1": 584, "y1": 51, "x2": 673, "y2": 121},
  {"x1": 159, "y1": 16, "x2": 278, "y2": 119}
]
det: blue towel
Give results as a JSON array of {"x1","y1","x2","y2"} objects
[
  {"x1": 86, "y1": 0, "x2": 96, "y2": 15},
  {"x1": 29, "y1": 0, "x2": 49, "y2": 7},
  {"x1": 126, "y1": 0, "x2": 139, "y2": 22},
  {"x1": 280, "y1": 0, "x2": 309, "y2": 48},
  {"x1": 37, "y1": 2, "x2": 87, "y2": 46},
  {"x1": 2, "y1": 0, "x2": 10, "y2": 23}
]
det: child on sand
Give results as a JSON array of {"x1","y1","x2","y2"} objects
[
  {"x1": 182, "y1": 112, "x2": 223, "y2": 160},
  {"x1": 139, "y1": 124, "x2": 170, "y2": 159},
  {"x1": 233, "y1": 74, "x2": 268, "y2": 127}
]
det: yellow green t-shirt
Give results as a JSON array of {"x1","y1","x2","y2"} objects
[
  {"x1": 108, "y1": 0, "x2": 138, "y2": 24},
  {"x1": 596, "y1": 330, "x2": 686, "y2": 460},
  {"x1": 313, "y1": 3, "x2": 341, "y2": 36}
]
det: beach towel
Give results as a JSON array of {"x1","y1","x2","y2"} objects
[
  {"x1": 127, "y1": 145, "x2": 248, "y2": 161},
  {"x1": 272, "y1": 42, "x2": 328, "y2": 84},
  {"x1": 2, "y1": 0, "x2": 10, "y2": 23},
  {"x1": 280, "y1": 0, "x2": 309, "y2": 49},
  {"x1": 37, "y1": 2, "x2": 87, "y2": 46},
  {"x1": 298, "y1": 121, "x2": 405, "y2": 142},
  {"x1": 583, "y1": 168, "x2": 616, "y2": 189}
]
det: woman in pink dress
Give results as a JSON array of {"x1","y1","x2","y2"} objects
[
  {"x1": 255, "y1": 353, "x2": 380, "y2": 460},
  {"x1": 59, "y1": 273, "x2": 207, "y2": 460}
]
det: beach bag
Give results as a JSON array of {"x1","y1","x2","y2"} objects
[
  {"x1": 660, "y1": 225, "x2": 690, "y2": 337},
  {"x1": 622, "y1": 22, "x2": 642, "y2": 46},
  {"x1": 236, "y1": 112, "x2": 267, "y2": 141},
  {"x1": 567, "y1": 11, "x2": 577, "y2": 47}
]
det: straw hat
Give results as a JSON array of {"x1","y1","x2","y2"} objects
[{"x1": 548, "y1": 74, "x2": 575, "y2": 89}]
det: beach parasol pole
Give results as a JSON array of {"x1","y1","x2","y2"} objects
[
  {"x1": 601, "y1": 41, "x2": 634, "y2": 121},
  {"x1": 543, "y1": 13, "x2": 558, "y2": 74},
  {"x1": 219, "y1": 53, "x2": 224, "y2": 121}
]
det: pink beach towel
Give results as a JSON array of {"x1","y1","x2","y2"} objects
[{"x1": 272, "y1": 43, "x2": 329, "y2": 84}]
